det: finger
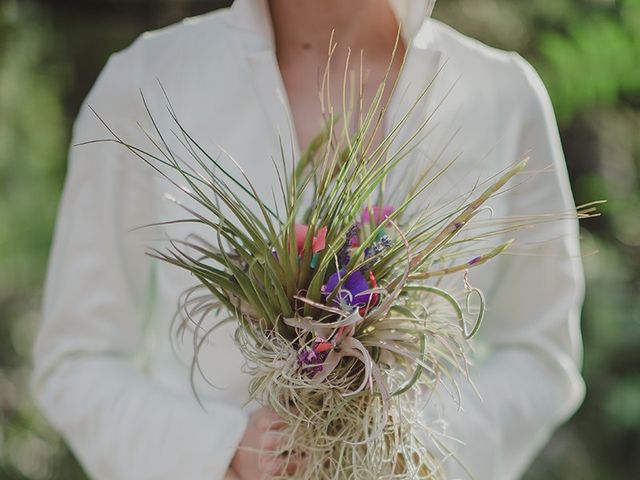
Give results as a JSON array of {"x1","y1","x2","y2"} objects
[
  {"x1": 267, "y1": 419, "x2": 288, "y2": 431},
  {"x1": 224, "y1": 470, "x2": 240, "y2": 480},
  {"x1": 259, "y1": 410, "x2": 287, "y2": 431},
  {"x1": 261, "y1": 433, "x2": 282, "y2": 451},
  {"x1": 261, "y1": 454, "x2": 300, "y2": 477},
  {"x1": 284, "y1": 458, "x2": 299, "y2": 476}
]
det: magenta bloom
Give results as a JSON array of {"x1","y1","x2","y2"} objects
[
  {"x1": 361, "y1": 205, "x2": 394, "y2": 224},
  {"x1": 297, "y1": 337, "x2": 333, "y2": 376},
  {"x1": 297, "y1": 346, "x2": 328, "y2": 375},
  {"x1": 322, "y1": 269, "x2": 374, "y2": 307}
]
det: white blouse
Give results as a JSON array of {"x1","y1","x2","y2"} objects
[{"x1": 32, "y1": 1, "x2": 586, "y2": 479}]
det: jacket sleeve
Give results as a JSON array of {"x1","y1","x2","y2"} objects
[
  {"x1": 31, "y1": 38, "x2": 248, "y2": 480},
  {"x1": 427, "y1": 54, "x2": 586, "y2": 480}
]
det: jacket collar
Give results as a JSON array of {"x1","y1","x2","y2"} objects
[
  {"x1": 223, "y1": 0, "x2": 443, "y2": 159},
  {"x1": 225, "y1": 0, "x2": 437, "y2": 51}
]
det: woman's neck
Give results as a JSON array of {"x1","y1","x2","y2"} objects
[
  {"x1": 268, "y1": 0, "x2": 402, "y2": 62},
  {"x1": 267, "y1": 0, "x2": 405, "y2": 150}
]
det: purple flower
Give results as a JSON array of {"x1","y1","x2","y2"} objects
[
  {"x1": 322, "y1": 269, "x2": 374, "y2": 307},
  {"x1": 336, "y1": 225, "x2": 358, "y2": 267},
  {"x1": 468, "y1": 256, "x2": 482, "y2": 266}
]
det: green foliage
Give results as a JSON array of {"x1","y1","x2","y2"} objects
[
  {"x1": 0, "y1": 1, "x2": 85, "y2": 478},
  {"x1": 0, "y1": 0, "x2": 66, "y2": 292},
  {"x1": 537, "y1": 0, "x2": 640, "y2": 123}
]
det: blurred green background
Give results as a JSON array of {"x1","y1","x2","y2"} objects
[{"x1": 1, "y1": 0, "x2": 639, "y2": 478}]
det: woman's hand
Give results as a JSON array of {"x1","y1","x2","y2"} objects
[
  {"x1": 232, "y1": 407, "x2": 300, "y2": 479},
  {"x1": 224, "y1": 469, "x2": 241, "y2": 480}
]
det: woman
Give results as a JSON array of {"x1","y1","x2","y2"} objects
[{"x1": 32, "y1": 1, "x2": 585, "y2": 479}]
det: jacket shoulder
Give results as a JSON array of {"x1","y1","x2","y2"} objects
[
  {"x1": 109, "y1": 7, "x2": 231, "y2": 72},
  {"x1": 427, "y1": 18, "x2": 553, "y2": 124},
  {"x1": 428, "y1": 19, "x2": 516, "y2": 68},
  {"x1": 139, "y1": 8, "x2": 228, "y2": 51}
]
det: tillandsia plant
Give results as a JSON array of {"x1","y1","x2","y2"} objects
[{"x1": 88, "y1": 38, "x2": 600, "y2": 479}]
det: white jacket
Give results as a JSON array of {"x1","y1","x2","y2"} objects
[{"x1": 32, "y1": 1, "x2": 585, "y2": 479}]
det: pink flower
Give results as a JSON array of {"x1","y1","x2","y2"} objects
[
  {"x1": 361, "y1": 205, "x2": 394, "y2": 224},
  {"x1": 295, "y1": 224, "x2": 327, "y2": 255}
]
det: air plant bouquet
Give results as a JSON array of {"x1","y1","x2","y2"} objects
[{"x1": 95, "y1": 53, "x2": 595, "y2": 478}]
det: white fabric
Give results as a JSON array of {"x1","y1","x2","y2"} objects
[{"x1": 32, "y1": 0, "x2": 585, "y2": 479}]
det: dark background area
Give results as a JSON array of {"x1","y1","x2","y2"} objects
[{"x1": 1, "y1": 0, "x2": 639, "y2": 478}]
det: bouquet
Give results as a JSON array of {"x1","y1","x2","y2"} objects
[{"x1": 95, "y1": 52, "x2": 597, "y2": 479}]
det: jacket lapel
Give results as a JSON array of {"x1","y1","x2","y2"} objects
[
  {"x1": 245, "y1": 50, "x2": 300, "y2": 160},
  {"x1": 225, "y1": 0, "x2": 299, "y2": 159}
]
